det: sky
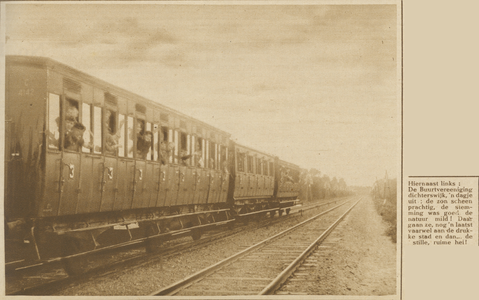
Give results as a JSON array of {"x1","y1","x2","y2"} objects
[{"x1": 3, "y1": 2, "x2": 399, "y2": 187}]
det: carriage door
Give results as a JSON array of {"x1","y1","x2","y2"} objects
[
  {"x1": 177, "y1": 131, "x2": 194, "y2": 206},
  {"x1": 234, "y1": 150, "x2": 245, "y2": 198},
  {"x1": 165, "y1": 128, "x2": 179, "y2": 206},
  {"x1": 44, "y1": 93, "x2": 63, "y2": 216},
  {"x1": 143, "y1": 121, "x2": 157, "y2": 208},
  {"x1": 77, "y1": 103, "x2": 103, "y2": 214},
  {"x1": 193, "y1": 136, "x2": 206, "y2": 204},
  {"x1": 149, "y1": 122, "x2": 161, "y2": 208},
  {"x1": 132, "y1": 117, "x2": 147, "y2": 209},
  {"x1": 246, "y1": 154, "x2": 254, "y2": 197},
  {"x1": 118, "y1": 115, "x2": 136, "y2": 210},
  {"x1": 101, "y1": 105, "x2": 120, "y2": 212},
  {"x1": 156, "y1": 126, "x2": 169, "y2": 207},
  {"x1": 207, "y1": 141, "x2": 218, "y2": 203},
  {"x1": 218, "y1": 145, "x2": 229, "y2": 203},
  {"x1": 256, "y1": 158, "x2": 263, "y2": 197},
  {"x1": 58, "y1": 97, "x2": 82, "y2": 216}
]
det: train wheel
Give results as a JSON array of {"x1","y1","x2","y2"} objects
[
  {"x1": 269, "y1": 211, "x2": 276, "y2": 218},
  {"x1": 62, "y1": 238, "x2": 89, "y2": 276},
  {"x1": 286, "y1": 208, "x2": 291, "y2": 215},
  {"x1": 191, "y1": 228, "x2": 202, "y2": 241},
  {"x1": 278, "y1": 210, "x2": 283, "y2": 217}
]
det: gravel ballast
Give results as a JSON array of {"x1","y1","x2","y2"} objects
[{"x1": 57, "y1": 196, "x2": 396, "y2": 296}]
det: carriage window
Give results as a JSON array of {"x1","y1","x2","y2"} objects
[
  {"x1": 63, "y1": 98, "x2": 81, "y2": 152},
  {"x1": 179, "y1": 132, "x2": 189, "y2": 166},
  {"x1": 209, "y1": 142, "x2": 216, "y2": 169},
  {"x1": 93, "y1": 106, "x2": 102, "y2": 154},
  {"x1": 237, "y1": 151, "x2": 245, "y2": 172},
  {"x1": 263, "y1": 159, "x2": 268, "y2": 175},
  {"x1": 118, "y1": 114, "x2": 126, "y2": 157},
  {"x1": 127, "y1": 116, "x2": 134, "y2": 158},
  {"x1": 169, "y1": 129, "x2": 175, "y2": 163},
  {"x1": 256, "y1": 158, "x2": 262, "y2": 175},
  {"x1": 152, "y1": 124, "x2": 159, "y2": 161},
  {"x1": 104, "y1": 109, "x2": 119, "y2": 156},
  {"x1": 247, "y1": 155, "x2": 253, "y2": 173},
  {"x1": 158, "y1": 126, "x2": 169, "y2": 164},
  {"x1": 187, "y1": 134, "x2": 191, "y2": 165},
  {"x1": 145, "y1": 122, "x2": 153, "y2": 161},
  {"x1": 180, "y1": 132, "x2": 187, "y2": 151},
  {"x1": 136, "y1": 119, "x2": 151, "y2": 160},
  {"x1": 195, "y1": 137, "x2": 204, "y2": 168},
  {"x1": 82, "y1": 103, "x2": 91, "y2": 153},
  {"x1": 173, "y1": 130, "x2": 179, "y2": 164},
  {"x1": 269, "y1": 162, "x2": 274, "y2": 176},
  {"x1": 220, "y1": 146, "x2": 227, "y2": 171},
  {"x1": 48, "y1": 93, "x2": 61, "y2": 149}
]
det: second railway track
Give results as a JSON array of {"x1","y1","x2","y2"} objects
[{"x1": 152, "y1": 197, "x2": 361, "y2": 296}]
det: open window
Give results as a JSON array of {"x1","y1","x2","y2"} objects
[
  {"x1": 209, "y1": 142, "x2": 216, "y2": 169},
  {"x1": 263, "y1": 159, "x2": 268, "y2": 175},
  {"x1": 127, "y1": 116, "x2": 134, "y2": 158},
  {"x1": 247, "y1": 155, "x2": 253, "y2": 174},
  {"x1": 118, "y1": 114, "x2": 126, "y2": 157},
  {"x1": 93, "y1": 106, "x2": 102, "y2": 154},
  {"x1": 237, "y1": 151, "x2": 245, "y2": 172},
  {"x1": 269, "y1": 161, "x2": 274, "y2": 176},
  {"x1": 152, "y1": 123, "x2": 159, "y2": 161},
  {"x1": 256, "y1": 158, "x2": 262, "y2": 175},
  {"x1": 220, "y1": 145, "x2": 227, "y2": 171},
  {"x1": 158, "y1": 126, "x2": 169, "y2": 164},
  {"x1": 173, "y1": 130, "x2": 179, "y2": 164},
  {"x1": 104, "y1": 108, "x2": 120, "y2": 156},
  {"x1": 179, "y1": 131, "x2": 190, "y2": 166},
  {"x1": 81, "y1": 103, "x2": 92, "y2": 153},
  {"x1": 63, "y1": 98, "x2": 82, "y2": 152},
  {"x1": 145, "y1": 122, "x2": 153, "y2": 161},
  {"x1": 47, "y1": 93, "x2": 61, "y2": 150},
  {"x1": 136, "y1": 119, "x2": 152, "y2": 160},
  {"x1": 195, "y1": 137, "x2": 204, "y2": 168}
]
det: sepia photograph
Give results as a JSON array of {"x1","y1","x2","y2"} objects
[{"x1": 2, "y1": 1, "x2": 400, "y2": 298}]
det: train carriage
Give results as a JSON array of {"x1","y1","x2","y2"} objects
[
  {"x1": 5, "y1": 55, "x2": 304, "y2": 276},
  {"x1": 228, "y1": 141, "x2": 291, "y2": 219},
  {"x1": 274, "y1": 159, "x2": 302, "y2": 214},
  {"x1": 5, "y1": 56, "x2": 233, "y2": 274}
]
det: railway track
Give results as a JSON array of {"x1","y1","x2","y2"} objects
[
  {"x1": 151, "y1": 197, "x2": 361, "y2": 296},
  {"x1": 7, "y1": 198, "x2": 345, "y2": 295}
]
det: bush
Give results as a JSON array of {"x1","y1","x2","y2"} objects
[{"x1": 371, "y1": 178, "x2": 397, "y2": 243}]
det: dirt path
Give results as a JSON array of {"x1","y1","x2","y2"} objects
[{"x1": 300, "y1": 195, "x2": 397, "y2": 295}]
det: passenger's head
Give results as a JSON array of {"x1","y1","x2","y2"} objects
[
  {"x1": 65, "y1": 117, "x2": 76, "y2": 132},
  {"x1": 136, "y1": 121, "x2": 144, "y2": 134},
  {"x1": 144, "y1": 131, "x2": 153, "y2": 143},
  {"x1": 105, "y1": 110, "x2": 111, "y2": 125},
  {"x1": 66, "y1": 106, "x2": 79, "y2": 120},
  {"x1": 70, "y1": 122, "x2": 86, "y2": 140}
]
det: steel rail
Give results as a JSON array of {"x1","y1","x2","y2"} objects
[
  {"x1": 259, "y1": 197, "x2": 362, "y2": 295},
  {"x1": 150, "y1": 198, "x2": 353, "y2": 296},
  {"x1": 8, "y1": 197, "x2": 347, "y2": 295}
]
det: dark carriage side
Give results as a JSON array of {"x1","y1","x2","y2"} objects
[{"x1": 4, "y1": 56, "x2": 233, "y2": 274}]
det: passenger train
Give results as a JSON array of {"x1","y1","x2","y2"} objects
[{"x1": 4, "y1": 56, "x2": 301, "y2": 274}]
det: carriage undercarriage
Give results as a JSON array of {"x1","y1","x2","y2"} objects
[{"x1": 5, "y1": 199, "x2": 297, "y2": 275}]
